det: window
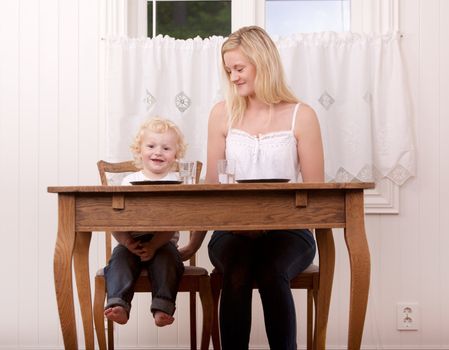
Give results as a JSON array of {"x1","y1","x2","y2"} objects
[
  {"x1": 147, "y1": 0, "x2": 231, "y2": 39},
  {"x1": 144, "y1": 0, "x2": 350, "y2": 39},
  {"x1": 265, "y1": 0, "x2": 350, "y2": 36},
  {"x1": 112, "y1": 0, "x2": 398, "y2": 39}
]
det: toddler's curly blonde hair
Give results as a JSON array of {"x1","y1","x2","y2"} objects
[{"x1": 130, "y1": 117, "x2": 187, "y2": 169}]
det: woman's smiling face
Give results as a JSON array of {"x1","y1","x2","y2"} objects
[{"x1": 223, "y1": 47, "x2": 257, "y2": 97}]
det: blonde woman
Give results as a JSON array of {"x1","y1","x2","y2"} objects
[
  {"x1": 105, "y1": 117, "x2": 186, "y2": 327},
  {"x1": 179, "y1": 26, "x2": 324, "y2": 349}
]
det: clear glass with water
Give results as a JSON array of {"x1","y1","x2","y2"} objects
[
  {"x1": 217, "y1": 159, "x2": 236, "y2": 184},
  {"x1": 178, "y1": 161, "x2": 195, "y2": 184}
]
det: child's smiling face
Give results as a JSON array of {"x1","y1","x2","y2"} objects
[{"x1": 139, "y1": 129, "x2": 178, "y2": 178}]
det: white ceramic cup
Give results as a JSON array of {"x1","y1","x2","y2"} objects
[{"x1": 217, "y1": 159, "x2": 236, "y2": 184}]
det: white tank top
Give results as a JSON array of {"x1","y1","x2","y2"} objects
[{"x1": 225, "y1": 103, "x2": 301, "y2": 182}]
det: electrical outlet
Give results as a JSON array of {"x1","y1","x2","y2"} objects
[{"x1": 397, "y1": 303, "x2": 419, "y2": 330}]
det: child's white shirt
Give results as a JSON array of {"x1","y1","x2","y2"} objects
[{"x1": 121, "y1": 171, "x2": 179, "y2": 184}]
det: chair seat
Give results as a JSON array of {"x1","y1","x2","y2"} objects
[
  {"x1": 210, "y1": 263, "x2": 318, "y2": 275},
  {"x1": 301, "y1": 264, "x2": 319, "y2": 274},
  {"x1": 210, "y1": 264, "x2": 319, "y2": 292},
  {"x1": 96, "y1": 265, "x2": 210, "y2": 293},
  {"x1": 96, "y1": 265, "x2": 209, "y2": 277},
  {"x1": 290, "y1": 264, "x2": 319, "y2": 288}
]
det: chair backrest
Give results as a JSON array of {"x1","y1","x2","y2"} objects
[{"x1": 97, "y1": 159, "x2": 203, "y2": 265}]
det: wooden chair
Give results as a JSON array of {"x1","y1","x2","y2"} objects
[
  {"x1": 210, "y1": 228, "x2": 335, "y2": 350},
  {"x1": 93, "y1": 160, "x2": 212, "y2": 350}
]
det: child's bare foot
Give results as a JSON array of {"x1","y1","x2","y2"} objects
[
  {"x1": 104, "y1": 306, "x2": 128, "y2": 324},
  {"x1": 154, "y1": 311, "x2": 174, "y2": 327}
]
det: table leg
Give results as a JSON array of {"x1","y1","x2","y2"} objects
[
  {"x1": 344, "y1": 191, "x2": 371, "y2": 349},
  {"x1": 74, "y1": 232, "x2": 94, "y2": 349},
  {"x1": 53, "y1": 194, "x2": 78, "y2": 349},
  {"x1": 314, "y1": 228, "x2": 335, "y2": 350},
  {"x1": 198, "y1": 276, "x2": 213, "y2": 350}
]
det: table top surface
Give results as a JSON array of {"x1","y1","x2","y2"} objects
[{"x1": 48, "y1": 182, "x2": 375, "y2": 193}]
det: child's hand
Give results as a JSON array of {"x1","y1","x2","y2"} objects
[
  {"x1": 124, "y1": 238, "x2": 144, "y2": 256},
  {"x1": 138, "y1": 241, "x2": 156, "y2": 262}
]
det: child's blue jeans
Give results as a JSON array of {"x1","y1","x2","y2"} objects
[{"x1": 104, "y1": 235, "x2": 184, "y2": 317}]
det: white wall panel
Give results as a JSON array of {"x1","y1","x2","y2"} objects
[
  {"x1": 1, "y1": 0, "x2": 449, "y2": 349},
  {"x1": 438, "y1": 0, "x2": 449, "y2": 346},
  {"x1": 18, "y1": 0, "x2": 40, "y2": 346},
  {"x1": 396, "y1": 0, "x2": 423, "y2": 343},
  {"x1": 416, "y1": 0, "x2": 442, "y2": 346},
  {"x1": 58, "y1": 0, "x2": 79, "y2": 187},
  {"x1": 397, "y1": 3, "x2": 421, "y2": 344},
  {"x1": 79, "y1": 0, "x2": 100, "y2": 186},
  {"x1": 0, "y1": 0, "x2": 20, "y2": 347}
]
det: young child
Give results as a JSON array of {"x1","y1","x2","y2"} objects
[{"x1": 104, "y1": 117, "x2": 186, "y2": 327}]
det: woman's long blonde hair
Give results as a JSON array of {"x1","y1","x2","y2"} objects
[{"x1": 221, "y1": 26, "x2": 298, "y2": 125}]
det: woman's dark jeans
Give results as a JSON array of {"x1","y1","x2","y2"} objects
[
  {"x1": 104, "y1": 235, "x2": 184, "y2": 317},
  {"x1": 208, "y1": 229, "x2": 316, "y2": 350}
]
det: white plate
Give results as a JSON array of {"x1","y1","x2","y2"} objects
[
  {"x1": 130, "y1": 180, "x2": 183, "y2": 185},
  {"x1": 236, "y1": 178, "x2": 290, "y2": 183}
]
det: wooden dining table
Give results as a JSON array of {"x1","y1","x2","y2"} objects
[{"x1": 48, "y1": 182, "x2": 374, "y2": 350}]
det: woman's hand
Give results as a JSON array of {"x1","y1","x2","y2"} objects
[
  {"x1": 178, "y1": 244, "x2": 196, "y2": 261},
  {"x1": 178, "y1": 231, "x2": 208, "y2": 261}
]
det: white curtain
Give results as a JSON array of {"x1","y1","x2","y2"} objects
[{"x1": 105, "y1": 32, "x2": 415, "y2": 185}]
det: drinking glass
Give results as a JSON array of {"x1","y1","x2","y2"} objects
[
  {"x1": 217, "y1": 159, "x2": 236, "y2": 184},
  {"x1": 178, "y1": 161, "x2": 195, "y2": 184}
]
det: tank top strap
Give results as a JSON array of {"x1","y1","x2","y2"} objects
[
  {"x1": 227, "y1": 112, "x2": 233, "y2": 133},
  {"x1": 290, "y1": 103, "x2": 301, "y2": 131}
]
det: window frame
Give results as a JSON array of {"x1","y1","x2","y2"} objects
[{"x1": 110, "y1": 0, "x2": 399, "y2": 37}]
